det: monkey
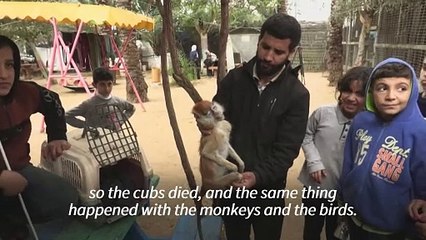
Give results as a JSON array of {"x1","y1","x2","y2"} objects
[
  {"x1": 192, "y1": 100, "x2": 245, "y2": 240},
  {"x1": 192, "y1": 100, "x2": 245, "y2": 196}
]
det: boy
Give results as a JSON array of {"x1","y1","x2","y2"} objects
[
  {"x1": 65, "y1": 67, "x2": 135, "y2": 129},
  {"x1": 340, "y1": 58, "x2": 426, "y2": 239}
]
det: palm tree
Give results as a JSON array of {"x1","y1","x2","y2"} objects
[{"x1": 115, "y1": 0, "x2": 149, "y2": 102}]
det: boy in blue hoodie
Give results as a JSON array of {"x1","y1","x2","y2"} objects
[{"x1": 340, "y1": 58, "x2": 426, "y2": 240}]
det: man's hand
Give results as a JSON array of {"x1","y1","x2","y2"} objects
[
  {"x1": 42, "y1": 140, "x2": 71, "y2": 161},
  {"x1": 233, "y1": 171, "x2": 256, "y2": 189},
  {"x1": 409, "y1": 199, "x2": 426, "y2": 222},
  {"x1": 0, "y1": 170, "x2": 27, "y2": 196},
  {"x1": 310, "y1": 169, "x2": 327, "y2": 184}
]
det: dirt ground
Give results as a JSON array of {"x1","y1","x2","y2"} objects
[{"x1": 27, "y1": 70, "x2": 335, "y2": 239}]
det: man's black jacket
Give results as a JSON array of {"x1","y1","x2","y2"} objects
[{"x1": 213, "y1": 57, "x2": 310, "y2": 189}]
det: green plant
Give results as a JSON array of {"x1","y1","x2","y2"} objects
[{"x1": 168, "y1": 50, "x2": 196, "y2": 81}]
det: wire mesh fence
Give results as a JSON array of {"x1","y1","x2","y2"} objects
[
  {"x1": 343, "y1": 0, "x2": 426, "y2": 75},
  {"x1": 300, "y1": 22, "x2": 328, "y2": 72},
  {"x1": 374, "y1": 1, "x2": 426, "y2": 74}
]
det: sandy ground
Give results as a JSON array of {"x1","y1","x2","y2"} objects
[{"x1": 27, "y1": 70, "x2": 335, "y2": 239}]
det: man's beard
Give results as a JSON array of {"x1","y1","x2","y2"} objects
[{"x1": 255, "y1": 56, "x2": 286, "y2": 78}]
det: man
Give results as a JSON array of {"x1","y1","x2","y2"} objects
[
  {"x1": 204, "y1": 50, "x2": 218, "y2": 76},
  {"x1": 212, "y1": 13, "x2": 310, "y2": 239},
  {"x1": 417, "y1": 56, "x2": 426, "y2": 117}
]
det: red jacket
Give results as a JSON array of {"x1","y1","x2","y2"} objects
[{"x1": 0, "y1": 81, "x2": 67, "y2": 170}]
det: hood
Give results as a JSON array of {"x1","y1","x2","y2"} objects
[
  {"x1": 365, "y1": 57, "x2": 420, "y2": 121},
  {"x1": 191, "y1": 45, "x2": 197, "y2": 51},
  {"x1": 0, "y1": 35, "x2": 21, "y2": 102}
]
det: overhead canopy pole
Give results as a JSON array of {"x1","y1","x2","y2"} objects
[
  {"x1": 41, "y1": 18, "x2": 92, "y2": 132},
  {"x1": 46, "y1": 18, "x2": 91, "y2": 92}
]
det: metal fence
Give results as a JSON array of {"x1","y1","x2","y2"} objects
[
  {"x1": 300, "y1": 22, "x2": 328, "y2": 72},
  {"x1": 343, "y1": 1, "x2": 426, "y2": 74}
]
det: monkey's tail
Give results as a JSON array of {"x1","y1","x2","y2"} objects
[{"x1": 196, "y1": 187, "x2": 205, "y2": 240}]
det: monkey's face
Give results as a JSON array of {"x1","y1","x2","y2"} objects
[
  {"x1": 193, "y1": 109, "x2": 215, "y2": 130},
  {"x1": 195, "y1": 113, "x2": 216, "y2": 130},
  {"x1": 192, "y1": 100, "x2": 225, "y2": 130}
]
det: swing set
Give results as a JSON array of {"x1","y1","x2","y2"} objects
[{"x1": 0, "y1": 1, "x2": 152, "y2": 114}]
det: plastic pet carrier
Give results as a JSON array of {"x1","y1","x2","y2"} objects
[{"x1": 39, "y1": 104, "x2": 153, "y2": 223}]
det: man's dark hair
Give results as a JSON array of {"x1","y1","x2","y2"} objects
[
  {"x1": 371, "y1": 63, "x2": 412, "y2": 84},
  {"x1": 337, "y1": 66, "x2": 373, "y2": 97},
  {"x1": 259, "y1": 13, "x2": 301, "y2": 51},
  {"x1": 93, "y1": 67, "x2": 113, "y2": 84}
]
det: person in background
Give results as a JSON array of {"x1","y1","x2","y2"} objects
[
  {"x1": 417, "y1": 56, "x2": 426, "y2": 117},
  {"x1": 206, "y1": 13, "x2": 310, "y2": 240},
  {"x1": 189, "y1": 44, "x2": 201, "y2": 79},
  {"x1": 204, "y1": 50, "x2": 218, "y2": 77},
  {"x1": 0, "y1": 35, "x2": 78, "y2": 239},
  {"x1": 65, "y1": 67, "x2": 135, "y2": 129},
  {"x1": 340, "y1": 58, "x2": 426, "y2": 240},
  {"x1": 298, "y1": 66, "x2": 372, "y2": 240}
]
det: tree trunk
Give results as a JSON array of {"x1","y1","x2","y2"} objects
[
  {"x1": 200, "y1": 33, "x2": 208, "y2": 64},
  {"x1": 278, "y1": 0, "x2": 288, "y2": 14},
  {"x1": 120, "y1": 30, "x2": 149, "y2": 102},
  {"x1": 156, "y1": 0, "x2": 202, "y2": 103},
  {"x1": 116, "y1": 0, "x2": 149, "y2": 102},
  {"x1": 157, "y1": 0, "x2": 198, "y2": 204},
  {"x1": 326, "y1": 0, "x2": 343, "y2": 86},
  {"x1": 195, "y1": 24, "x2": 209, "y2": 75},
  {"x1": 217, "y1": 0, "x2": 229, "y2": 86},
  {"x1": 354, "y1": 9, "x2": 374, "y2": 66}
]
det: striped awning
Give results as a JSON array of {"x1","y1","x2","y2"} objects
[{"x1": 0, "y1": 1, "x2": 154, "y2": 30}]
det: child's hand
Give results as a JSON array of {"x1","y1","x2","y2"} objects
[
  {"x1": 42, "y1": 140, "x2": 71, "y2": 161},
  {"x1": 415, "y1": 221, "x2": 426, "y2": 239},
  {"x1": 0, "y1": 170, "x2": 27, "y2": 196},
  {"x1": 310, "y1": 169, "x2": 327, "y2": 184},
  {"x1": 408, "y1": 199, "x2": 426, "y2": 222}
]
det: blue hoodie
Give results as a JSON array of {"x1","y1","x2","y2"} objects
[{"x1": 340, "y1": 58, "x2": 426, "y2": 232}]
